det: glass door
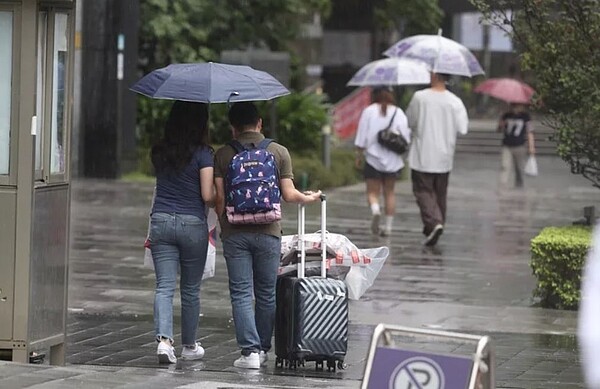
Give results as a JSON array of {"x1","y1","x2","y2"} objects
[{"x1": 0, "y1": 10, "x2": 14, "y2": 184}]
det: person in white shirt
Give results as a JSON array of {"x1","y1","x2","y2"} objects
[
  {"x1": 579, "y1": 224, "x2": 600, "y2": 388},
  {"x1": 406, "y1": 73, "x2": 468, "y2": 246},
  {"x1": 354, "y1": 86, "x2": 411, "y2": 237}
]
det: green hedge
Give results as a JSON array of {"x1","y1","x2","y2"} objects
[
  {"x1": 530, "y1": 226, "x2": 593, "y2": 309},
  {"x1": 291, "y1": 149, "x2": 360, "y2": 190}
]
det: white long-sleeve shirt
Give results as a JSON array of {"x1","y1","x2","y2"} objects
[
  {"x1": 354, "y1": 103, "x2": 411, "y2": 173},
  {"x1": 406, "y1": 89, "x2": 468, "y2": 173}
]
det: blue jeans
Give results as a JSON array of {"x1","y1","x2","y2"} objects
[
  {"x1": 150, "y1": 212, "x2": 208, "y2": 346},
  {"x1": 223, "y1": 233, "x2": 281, "y2": 355}
]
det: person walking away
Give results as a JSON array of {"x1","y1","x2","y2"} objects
[
  {"x1": 354, "y1": 86, "x2": 411, "y2": 237},
  {"x1": 214, "y1": 102, "x2": 322, "y2": 369},
  {"x1": 497, "y1": 103, "x2": 535, "y2": 188},
  {"x1": 406, "y1": 73, "x2": 468, "y2": 246},
  {"x1": 148, "y1": 101, "x2": 215, "y2": 364}
]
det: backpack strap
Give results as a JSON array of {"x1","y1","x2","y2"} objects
[
  {"x1": 228, "y1": 140, "x2": 246, "y2": 154},
  {"x1": 258, "y1": 138, "x2": 273, "y2": 150}
]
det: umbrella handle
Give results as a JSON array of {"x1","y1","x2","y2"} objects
[
  {"x1": 227, "y1": 92, "x2": 239, "y2": 107},
  {"x1": 433, "y1": 28, "x2": 443, "y2": 73}
]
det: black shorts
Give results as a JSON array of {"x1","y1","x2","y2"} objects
[{"x1": 364, "y1": 162, "x2": 401, "y2": 180}]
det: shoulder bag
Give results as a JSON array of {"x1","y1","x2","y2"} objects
[{"x1": 377, "y1": 108, "x2": 408, "y2": 154}]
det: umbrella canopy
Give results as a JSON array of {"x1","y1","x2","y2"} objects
[
  {"x1": 130, "y1": 62, "x2": 290, "y2": 103},
  {"x1": 347, "y1": 57, "x2": 431, "y2": 86},
  {"x1": 474, "y1": 78, "x2": 535, "y2": 104},
  {"x1": 383, "y1": 32, "x2": 484, "y2": 77}
]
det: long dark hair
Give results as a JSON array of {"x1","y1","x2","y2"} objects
[{"x1": 151, "y1": 100, "x2": 210, "y2": 174}]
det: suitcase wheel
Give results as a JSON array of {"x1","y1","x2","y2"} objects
[
  {"x1": 337, "y1": 360, "x2": 347, "y2": 370},
  {"x1": 315, "y1": 359, "x2": 324, "y2": 371},
  {"x1": 327, "y1": 359, "x2": 336, "y2": 372}
]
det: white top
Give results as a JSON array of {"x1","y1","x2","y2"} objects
[
  {"x1": 354, "y1": 103, "x2": 411, "y2": 173},
  {"x1": 406, "y1": 89, "x2": 468, "y2": 173},
  {"x1": 579, "y1": 224, "x2": 600, "y2": 387}
]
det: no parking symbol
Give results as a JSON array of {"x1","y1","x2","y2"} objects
[
  {"x1": 390, "y1": 357, "x2": 444, "y2": 389},
  {"x1": 365, "y1": 346, "x2": 473, "y2": 389}
]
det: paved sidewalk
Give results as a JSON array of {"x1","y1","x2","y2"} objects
[{"x1": 1, "y1": 153, "x2": 597, "y2": 388}]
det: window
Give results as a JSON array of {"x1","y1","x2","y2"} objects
[
  {"x1": 0, "y1": 11, "x2": 13, "y2": 176},
  {"x1": 50, "y1": 13, "x2": 68, "y2": 175},
  {"x1": 35, "y1": 12, "x2": 47, "y2": 173}
]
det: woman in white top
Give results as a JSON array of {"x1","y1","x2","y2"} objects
[{"x1": 354, "y1": 86, "x2": 411, "y2": 237}]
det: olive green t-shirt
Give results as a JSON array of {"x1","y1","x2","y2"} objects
[{"x1": 214, "y1": 131, "x2": 294, "y2": 240}]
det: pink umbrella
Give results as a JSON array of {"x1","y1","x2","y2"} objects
[{"x1": 474, "y1": 78, "x2": 535, "y2": 104}]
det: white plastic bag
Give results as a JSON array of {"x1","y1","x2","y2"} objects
[
  {"x1": 279, "y1": 232, "x2": 389, "y2": 300},
  {"x1": 344, "y1": 247, "x2": 388, "y2": 300},
  {"x1": 524, "y1": 155, "x2": 538, "y2": 176}
]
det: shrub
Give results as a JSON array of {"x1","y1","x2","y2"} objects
[
  {"x1": 265, "y1": 92, "x2": 330, "y2": 154},
  {"x1": 291, "y1": 149, "x2": 360, "y2": 190},
  {"x1": 530, "y1": 226, "x2": 593, "y2": 310}
]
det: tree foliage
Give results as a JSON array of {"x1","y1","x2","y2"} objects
[
  {"x1": 471, "y1": 0, "x2": 600, "y2": 188},
  {"x1": 139, "y1": 0, "x2": 331, "y2": 75},
  {"x1": 136, "y1": 0, "x2": 332, "y2": 172},
  {"x1": 374, "y1": 0, "x2": 444, "y2": 38}
]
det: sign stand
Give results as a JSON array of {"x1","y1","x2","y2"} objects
[{"x1": 361, "y1": 324, "x2": 495, "y2": 389}]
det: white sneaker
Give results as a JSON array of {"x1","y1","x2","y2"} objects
[
  {"x1": 181, "y1": 342, "x2": 205, "y2": 360},
  {"x1": 259, "y1": 351, "x2": 268, "y2": 366},
  {"x1": 233, "y1": 352, "x2": 260, "y2": 369},
  {"x1": 157, "y1": 341, "x2": 177, "y2": 364}
]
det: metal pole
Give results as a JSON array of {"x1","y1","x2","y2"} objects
[
  {"x1": 478, "y1": 23, "x2": 492, "y2": 113},
  {"x1": 322, "y1": 124, "x2": 331, "y2": 169},
  {"x1": 116, "y1": 32, "x2": 124, "y2": 177}
]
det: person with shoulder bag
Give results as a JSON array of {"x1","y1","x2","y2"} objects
[
  {"x1": 354, "y1": 86, "x2": 411, "y2": 237},
  {"x1": 214, "y1": 102, "x2": 322, "y2": 369}
]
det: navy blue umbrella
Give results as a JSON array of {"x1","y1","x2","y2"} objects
[{"x1": 130, "y1": 62, "x2": 290, "y2": 103}]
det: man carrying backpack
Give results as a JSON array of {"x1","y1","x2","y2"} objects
[{"x1": 214, "y1": 102, "x2": 322, "y2": 369}]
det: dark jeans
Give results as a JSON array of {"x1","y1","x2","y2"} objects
[
  {"x1": 411, "y1": 170, "x2": 450, "y2": 236},
  {"x1": 223, "y1": 232, "x2": 281, "y2": 355}
]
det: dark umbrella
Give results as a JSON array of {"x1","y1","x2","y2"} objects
[{"x1": 130, "y1": 62, "x2": 290, "y2": 103}]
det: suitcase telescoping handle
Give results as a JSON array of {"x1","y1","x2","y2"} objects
[{"x1": 297, "y1": 194, "x2": 327, "y2": 279}]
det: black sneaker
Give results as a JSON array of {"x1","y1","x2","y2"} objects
[{"x1": 423, "y1": 224, "x2": 443, "y2": 246}]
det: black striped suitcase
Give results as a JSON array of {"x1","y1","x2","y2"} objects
[{"x1": 275, "y1": 196, "x2": 348, "y2": 371}]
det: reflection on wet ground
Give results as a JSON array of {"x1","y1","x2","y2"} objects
[
  {"x1": 66, "y1": 155, "x2": 599, "y2": 387},
  {"x1": 65, "y1": 313, "x2": 581, "y2": 388}
]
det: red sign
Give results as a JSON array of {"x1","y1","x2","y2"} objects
[{"x1": 332, "y1": 87, "x2": 372, "y2": 139}]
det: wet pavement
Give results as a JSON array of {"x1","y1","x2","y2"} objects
[{"x1": 4, "y1": 153, "x2": 599, "y2": 388}]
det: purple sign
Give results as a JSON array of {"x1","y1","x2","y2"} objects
[{"x1": 365, "y1": 347, "x2": 473, "y2": 389}]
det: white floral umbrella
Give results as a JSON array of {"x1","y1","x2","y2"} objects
[
  {"x1": 383, "y1": 30, "x2": 484, "y2": 77},
  {"x1": 347, "y1": 57, "x2": 431, "y2": 86}
]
